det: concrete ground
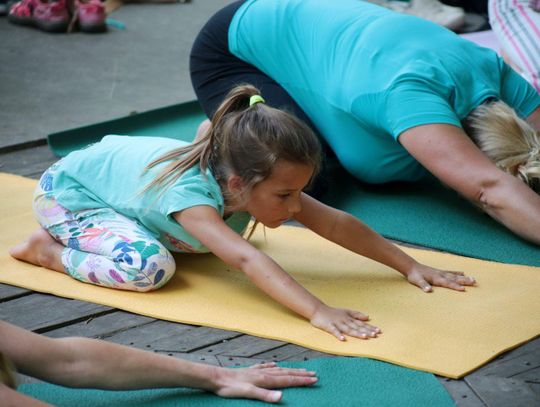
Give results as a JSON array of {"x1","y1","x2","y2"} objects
[{"x1": 0, "y1": 0, "x2": 229, "y2": 150}]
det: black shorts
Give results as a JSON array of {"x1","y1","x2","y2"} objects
[{"x1": 189, "y1": 0, "x2": 317, "y2": 133}]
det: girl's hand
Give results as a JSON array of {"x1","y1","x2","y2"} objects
[
  {"x1": 310, "y1": 304, "x2": 381, "y2": 341},
  {"x1": 214, "y1": 362, "x2": 318, "y2": 403},
  {"x1": 406, "y1": 264, "x2": 476, "y2": 293}
]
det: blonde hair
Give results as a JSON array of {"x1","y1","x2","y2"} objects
[
  {"x1": 142, "y1": 84, "x2": 322, "y2": 211},
  {"x1": 465, "y1": 101, "x2": 540, "y2": 193}
]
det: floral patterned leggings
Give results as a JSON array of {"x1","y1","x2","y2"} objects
[{"x1": 33, "y1": 163, "x2": 176, "y2": 292}]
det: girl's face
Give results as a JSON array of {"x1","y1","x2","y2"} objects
[{"x1": 243, "y1": 160, "x2": 314, "y2": 228}]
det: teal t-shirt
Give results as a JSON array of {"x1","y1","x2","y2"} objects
[
  {"x1": 52, "y1": 136, "x2": 251, "y2": 253},
  {"x1": 229, "y1": 0, "x2": 540, "y2": 183}
]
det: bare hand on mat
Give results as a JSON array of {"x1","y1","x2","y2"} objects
[
  {"x1": 310, "y1": 304, "x2": 381, "y2": 341},
  {"x1": 215, "y1": 362, "x2": 318, "y2": 402},
  {"x1": 0, "y1": 321, "x2": 317, "y2": 405},
  {"x1": 405, "y1": 264, "x2": 476, "y2": 293}
]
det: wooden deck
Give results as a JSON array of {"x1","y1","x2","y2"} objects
[{"x1": 1, "y1": 144, "x2": 539, "y2": 406}]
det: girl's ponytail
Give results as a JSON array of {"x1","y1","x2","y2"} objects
[{"x1": 141, "y1": 84, "x2": 263, "y2": 194}]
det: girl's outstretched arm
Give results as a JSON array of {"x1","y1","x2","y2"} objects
[
  {"x1": 0, "y1": 321, "x2": 317, "y2": 404},
  {"x1": 399, "y1": 122, "x2": 540, "y2": 245},
  {"x1": 294, "y1": 194, "x2": 476, "y2": 293},
  {"x1": 175, "y1": 206, "x2": 380, "y2": 341}
]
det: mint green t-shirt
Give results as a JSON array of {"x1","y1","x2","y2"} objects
[
  {"x1": 229, "y1": 0, "x2": 540, "y2": 183},
  {"x1": 52, "y1": 136, "x2": 251, "y2": 253}
]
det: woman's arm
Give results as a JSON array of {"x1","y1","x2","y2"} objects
[
  {"x1": 294, "y1": 194, "x2": 475, "y2": 292},
  {"x1": 175, "y1": 206, "x2": 380, "y2": 341},
  {"x1": 0, "y1": 321, "x2": 316, "y2": 403},
  {"x1": 399, "y1": 123, "x2": 540, "y2": 245}
]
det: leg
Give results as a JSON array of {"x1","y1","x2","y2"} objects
[
  {"x1": 53, "y1": 207, "x2": 176, "y2": 292},
  {"x1": 9, "y1": 228, "x2": 65, "y2": 273},
  {"x1": 12, "y1": 166, "x2": 176, "y2": 292}
]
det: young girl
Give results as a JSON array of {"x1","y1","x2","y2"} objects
[{"x1": 10, "y1": 85, "x2": 475, "y2": 341}]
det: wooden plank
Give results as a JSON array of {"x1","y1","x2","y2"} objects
[
  {"x1": 437, "y1": 378, "x2": 485, "y2": 407},
  {"x1": 513, "y1": 366, "x2": 540, "y2": 383},
  {"x1": 254, "y1": 343, "x2": 311, "y2": 362},
  {"x1": 529, "y1": 382, "x2": 540, "y2": 397},
  {"x1": 495, "y1": 337, "x2": 540, "y2": 361},
  {"x1": 282, "y1": 349, "x2": 334, "y2": 361},
  {"x1": 197, "y1": 334, "x2": 285, "y2": 358},
  {"x1": 0, "y1": 283, "x2": 30, "y2": 301},
  {"x1": 465, "y1": 376, "x2": 540, "y2": 406},
  {"x1": 103, "y1": 320, "x2": 195, "y2": 350},
  {"x1": 0, "y1": 293, "x2": 111, "y2": 331},
  {"x1": 217, "y1": 355, "x2": 266, "y2": 368},
  {"x1": 44, "y1": 311, "x2": 155, "y2": 339},
  {"x1": 0, "y1": 145, "x2": 57, "y2": 178},
  {"x1": 149, "y1": 326, "x2": 243, "y2": 353},
  {"x1": 470, "y1": 350, "x2": 540, "y2": 378}
]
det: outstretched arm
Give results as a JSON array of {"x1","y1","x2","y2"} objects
[
  {"x1": 294, "y1": 194, "x2": 476, "y2": 293},
  {"x1": 399, "y1": 122, "x2": 540, "y2": 245},
  {"x1": 175, "y1": 206, "x2": 380, "y2": 341},
  {"x1": 0, "y1": 321, "x2": 316, "y2": 403}
]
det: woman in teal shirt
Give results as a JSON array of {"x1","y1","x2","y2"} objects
[{"x1": 190, "y1": 0, "x2": 540, "y2": 245}]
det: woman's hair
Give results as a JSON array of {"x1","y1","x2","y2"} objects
[
  {"x1": 465, "y1": 100, "x2": 540, "y2": 193},
  {"x1": 142, "y1": 84, "x2": 322, "y2": 209}
]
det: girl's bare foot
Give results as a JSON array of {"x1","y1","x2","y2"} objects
[{"x1": 9, "y1": 228, "x2": 66, "y2": 273}]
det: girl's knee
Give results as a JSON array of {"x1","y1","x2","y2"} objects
[{"x1": 125, "y1": 256, "x2": 176, "y2": 292}]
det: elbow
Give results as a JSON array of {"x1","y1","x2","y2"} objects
[
  {"x1": 470, "y1": 175, "x2": 514, "y2": 214},
  {"x1": 234, "y1": 250, "x2": 266, "y2": 278}
]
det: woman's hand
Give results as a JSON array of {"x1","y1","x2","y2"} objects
[
  {"x1": 214, "y1": 362, "x2": 318, "y2": 403},
  {"x1": 405, "y1": 263, "x2": 476, "y2": 292},
  {"x1": 310, "y1": 304, "x2": 381, "y2": 341}
]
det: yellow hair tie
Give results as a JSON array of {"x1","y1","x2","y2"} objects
[{"x1": 249, "y1": 95, "x2": 265, "y2": 106}]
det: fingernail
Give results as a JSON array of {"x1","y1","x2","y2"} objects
[{"x1": 270, "y1": 391, "x2": 282, "y2": 402}]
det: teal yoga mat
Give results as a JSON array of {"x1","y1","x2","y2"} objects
[
  {"x1": 47, "y1": 102, "x2": 539, "y2": 266},
  {"x1": 19, "y1": 358, "x2": 454, "y2": 406}
]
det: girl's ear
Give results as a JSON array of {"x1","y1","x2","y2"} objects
[{"x1": 227, "y1": 174, "x2": 245, "y2": 195}]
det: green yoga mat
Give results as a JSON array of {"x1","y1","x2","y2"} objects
[
  {"x1": 47, "y1": 102, "x2": 539, "y2": 266},
  {"x1": 19, "y1": 358, "x2": 454, "y2": 406}
]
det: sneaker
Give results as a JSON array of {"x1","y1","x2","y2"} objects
[
  {"x1": 72, "y1": 0, "x2": 106, "y2": 33},
  {"x1": 8, "y1": 0, "x2": 70, "y2": 32}
]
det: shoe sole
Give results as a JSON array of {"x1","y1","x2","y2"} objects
[
  {"x1": 79, "y1": 21, "x2": 107, "y2": 33},
  {"x1": 8, "y1": 13, "x2": 68, "y2": 32}
]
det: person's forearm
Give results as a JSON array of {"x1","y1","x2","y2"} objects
[
  {"x1": 240, "y1": 251, "x2": 324, "y2": 319},
  {"x1": 480, "y1": 175, "x2": 540, "y2": 245},
  {"x1": 327, "y1": 211, "x2": 417, "y2": 277},
  {"x1": 24, "y1": 337, "x2": 224, "y2": 391}
]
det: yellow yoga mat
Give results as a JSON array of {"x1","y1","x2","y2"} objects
[{"x1": 1, "y1": 173, "x2": 539, "y2": 378}]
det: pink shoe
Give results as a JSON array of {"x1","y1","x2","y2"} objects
[
  {"x1": 8, "y1": 0, "x2": 70, "y2": 32},
  {"x1": 72, "y1": 0, "x2": 106, "y2": 33}
]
